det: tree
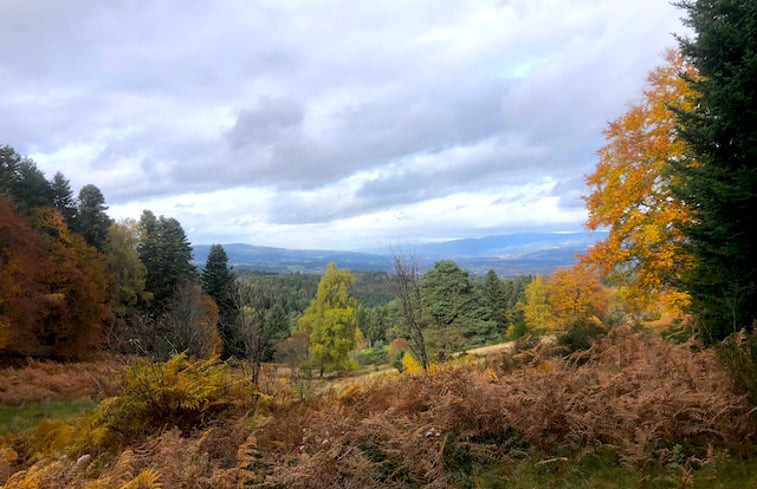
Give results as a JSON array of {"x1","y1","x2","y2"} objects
[
  {"x1": 545, "y1": 266, "x2": 610, "y2": 328},
  {"x1": 391, "y1": 253, "x2": 429, "y2": 370},
  {"x1": 0, "y1": 196, "x2": 48, "y2": 354},
  {"x1": 201, "y1": 244, "x2": 240, "y2": 357},
  {"x1": 297, "y1": 262, "x2": 358, "y2": 376},
  {"x1": 50, "y1": 171, "x2": 77, "y2": 227},
  {"x1": 237, "y1": 280, "x2": 289, "y2": 384},
  {"x1": 33, "y1": 208, "x2": 110, "y2": 359},
  {"x1": 138, "y1": 210, "x2": 196, "y2": 311},
  {"x1": 520, "y1": 275, "x2": 556, "y2": 330},
  {"x1": 420, "y1": 259, "x2": 497, "y2": 352},
  {"x1": 672, "y1": 0, "x2": 757, "y2": 341},
  {"x1": 160, "y1": 281, "x2": 221, "y2": 359},
  {"x1": 104, "y1": 220, "x2": 150, "y2": 321},
  {"x1": 0, "y1": 145, "x2": 53, "y2": 213},
  {"x1": 583, "y1": 50, "x2": 697, "y2": 316},
  {"x1": 475, "y1": 269, "x2": 509, "y2": 334},
  {"x1": 73, "y1": 184, "x2": 112, "y2": 252}
]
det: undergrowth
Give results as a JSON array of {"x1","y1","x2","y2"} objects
[{"x1": 1, "y1": 331, "x2": 755, "y2": 488}]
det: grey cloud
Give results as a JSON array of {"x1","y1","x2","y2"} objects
[
  {"x1": 227, "y1": 97, "x2": 305, "y2": 148},
  {"x1": 0, "y1": 0, "x2": 684, "y2": 242}
]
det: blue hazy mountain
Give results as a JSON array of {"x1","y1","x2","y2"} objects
[{"x1": 193, "y1": 231, "x2": 607, "y2": 275}]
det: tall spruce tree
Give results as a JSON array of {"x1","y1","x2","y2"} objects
[
  {"x1": 138, "y1": 210, "x2": 196, "y2": 312},
  {"x1": 50, "y1": 172, "x2": 77, "y2": 227},
  {"x1": 673, "y1": 0, "x2": 757, "y2": 340},
  {"x1": 201, "y1": 244, "x2": 241, "y2": 357},
  {"x1": 74, "y1": 184, "x2": 112, "y2": 252}
]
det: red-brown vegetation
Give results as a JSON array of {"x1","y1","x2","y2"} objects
[{"x1": 1, "y1": 331, "x2": 754, "y2": 488}]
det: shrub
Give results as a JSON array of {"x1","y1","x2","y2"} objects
[{"x1": 28, "y1": 353, "x2": 255, "y2": 455}]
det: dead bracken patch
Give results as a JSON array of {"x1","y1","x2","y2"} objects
[{"x1": 1, "y1": 332, "x2": 755, "y2": 488}]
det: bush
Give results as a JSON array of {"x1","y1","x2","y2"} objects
[
  {"x1": 557, "y1": 319, "x2": 608, "y2": 355},
  {"x1": 28, "y1": 353, "x2": 255, "y2": 455}
]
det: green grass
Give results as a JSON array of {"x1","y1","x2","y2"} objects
[
  {"x1": 0, "y1": 399, "x2": 96, "y2": 433},
  {"x1": 463, "y1": 452, "x2": 757, "y2": 489}
]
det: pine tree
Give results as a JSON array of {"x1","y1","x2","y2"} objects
[
  {"x1": 672, "y1": 0, "x2": 757, "y2": 340},
  {"x1": 74, "y1": 184, "x2": 112, "y2": 252},
  {"x1": 138, "y1": 210, "x2": 196, "y2": 312},
  {"x1": 201, "y1": 244, "x2": 241, "y2": 357},
  {"x1": 50, "y1": 171, "x2": 77, "y2": 227}
]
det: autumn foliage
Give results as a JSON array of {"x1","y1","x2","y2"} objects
[
  {"x1": 0, "y1": 198, "x2": 109, "y2": 359},
  {"x1": 583, "y1": 50, "x2": 697, "y2": 316},
  {"x1": 1, "y1": 331, "x2": 753, "y2": 488}
]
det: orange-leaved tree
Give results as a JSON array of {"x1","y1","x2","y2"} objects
[
  {"x1": 33, "y1": 208, "x2": 111, "y2": 358},
  {"x1": 0, "y1": 196, "x2": 48, "y2": 352},
  {"x1": 545, "y1": 265, "x2": 609, "y2": 327},
  {"x1": 583, "y1": 50, "x2": 696, "y2": 317}
]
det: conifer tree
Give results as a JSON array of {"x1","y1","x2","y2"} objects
[
  {"x1": 201, "y1": 244, "x2": 241, "y2": 357},
  {"x1": 673, "y1": 0, "x2": 757, "y2": 340},
  {"x1": 74, "y1": 184, "x2": 112, "y2": 252}
]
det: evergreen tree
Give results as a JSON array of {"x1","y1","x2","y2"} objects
[
  {"x1": 475, "y1": 269, "x2": 509, "y2": 334},
  {"x1": 201, "y1": 244, "x2": 241, "y2": 357},
  {"x1": 297, "y1": 263, "x2": 358, "y2": 376},
  {"x1": 0, "y1": 145, "x2": 53, "y2": 212},
  {"x1": 50, "y1": 172, "x2": 77, "y2": 227},
  {"x1": 74, "y1": 184, "x2": 112, "y2": 252},
  {"x1": 138, "y1": 210, "x2": 196, "y2": 312},
  {"x1": 672, "y1": 0, "x2": 757, "y2": 340}
]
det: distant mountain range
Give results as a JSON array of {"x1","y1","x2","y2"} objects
[{"x1": 193, "y1": 231, "x2": 607, "y2": 276}]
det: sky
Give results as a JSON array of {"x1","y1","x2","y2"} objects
[{"x1": 0, "y1": 0, "x2": 686, "y2": 250}]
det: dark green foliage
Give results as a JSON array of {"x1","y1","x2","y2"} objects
[
  {"x1": 672, "y1": 0, "x2": 757, "y2": 341},
  {"x1": 237, "y1": 278, "x2": 290, "y2": 382},
  {"x1": 0, "y1": 145, "x2": 53, "y2": 213},
  {"x1": 472, "y1": 269, "x2": 510, "y2": 339},
  {"x1": 356, "y1": 301, "x2": 400, "y2": 346},
  {"x1": 420, "y1": 260, "x2": 499, "y2": 353},
  {"x1": 49, "y1": 172, "x2": 77, "y2": 227},
  {"x1": 138, "y1": 210, "x2": 196, "y2": 311},
  {"x1": 73, "y1": 184, "x2": 112, "y2": 252},
  {"x1": 201, "y1": 244, "x2": 241, "y2": 357},
  {"x1": 556, "y1": 319, "x2": 608, "y2": 355}
]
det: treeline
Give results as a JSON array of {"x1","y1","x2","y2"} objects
[{"x1": 0, "y1": 145, "x2": 224, "y2": 361}]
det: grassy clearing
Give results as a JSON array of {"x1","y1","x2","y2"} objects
[
  {"x1": 467, "y1": 452, "x2": 757, "y2": 489},
  {"x1": 0, "y1": 399, "x2": 96, "y2": 434}
]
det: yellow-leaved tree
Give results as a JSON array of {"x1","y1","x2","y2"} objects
[
  {"x1": 298, "y1": 262, "x2": 358, "y2": 376},
  {"x1": 520, "y1": 275, "x2": 556, "y2": 330},
  {"x1": 583, "y1": 50, "x2": 696, "y2": 317}
]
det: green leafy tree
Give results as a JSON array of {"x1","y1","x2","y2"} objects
[
  {"x1": 672, "y1": 0, "x2": 757, "y2": 341},
  {"x1": 74, "y1": 184, "x2": 112, "y2": 251},
  {"x1": 201, "y1": 244, "x2": 240, "y2": 357},
  {"x1": 138, "y1": 210, "x2": 196, "y2": 312},
  {"x1": 104, "y1": 220, "x2": 150, "y2": 319},
  {"x1": 297, "y1": 262, "x2": 358, "y2": 376}
]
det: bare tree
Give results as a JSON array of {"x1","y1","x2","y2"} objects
[
  {"x1": 160, "y1": 281, "x2": 221, "y2": 359},
  {"x1": 391, "y1": 251, "x2": 429, "y2": 370},
  {"x1": 236, "y1": 279, "x2": 288, "y2": 385}
]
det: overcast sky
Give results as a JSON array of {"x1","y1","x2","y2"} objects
[{"x1": 1, "y1": 0, "x2": 685, "y2": 250}]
